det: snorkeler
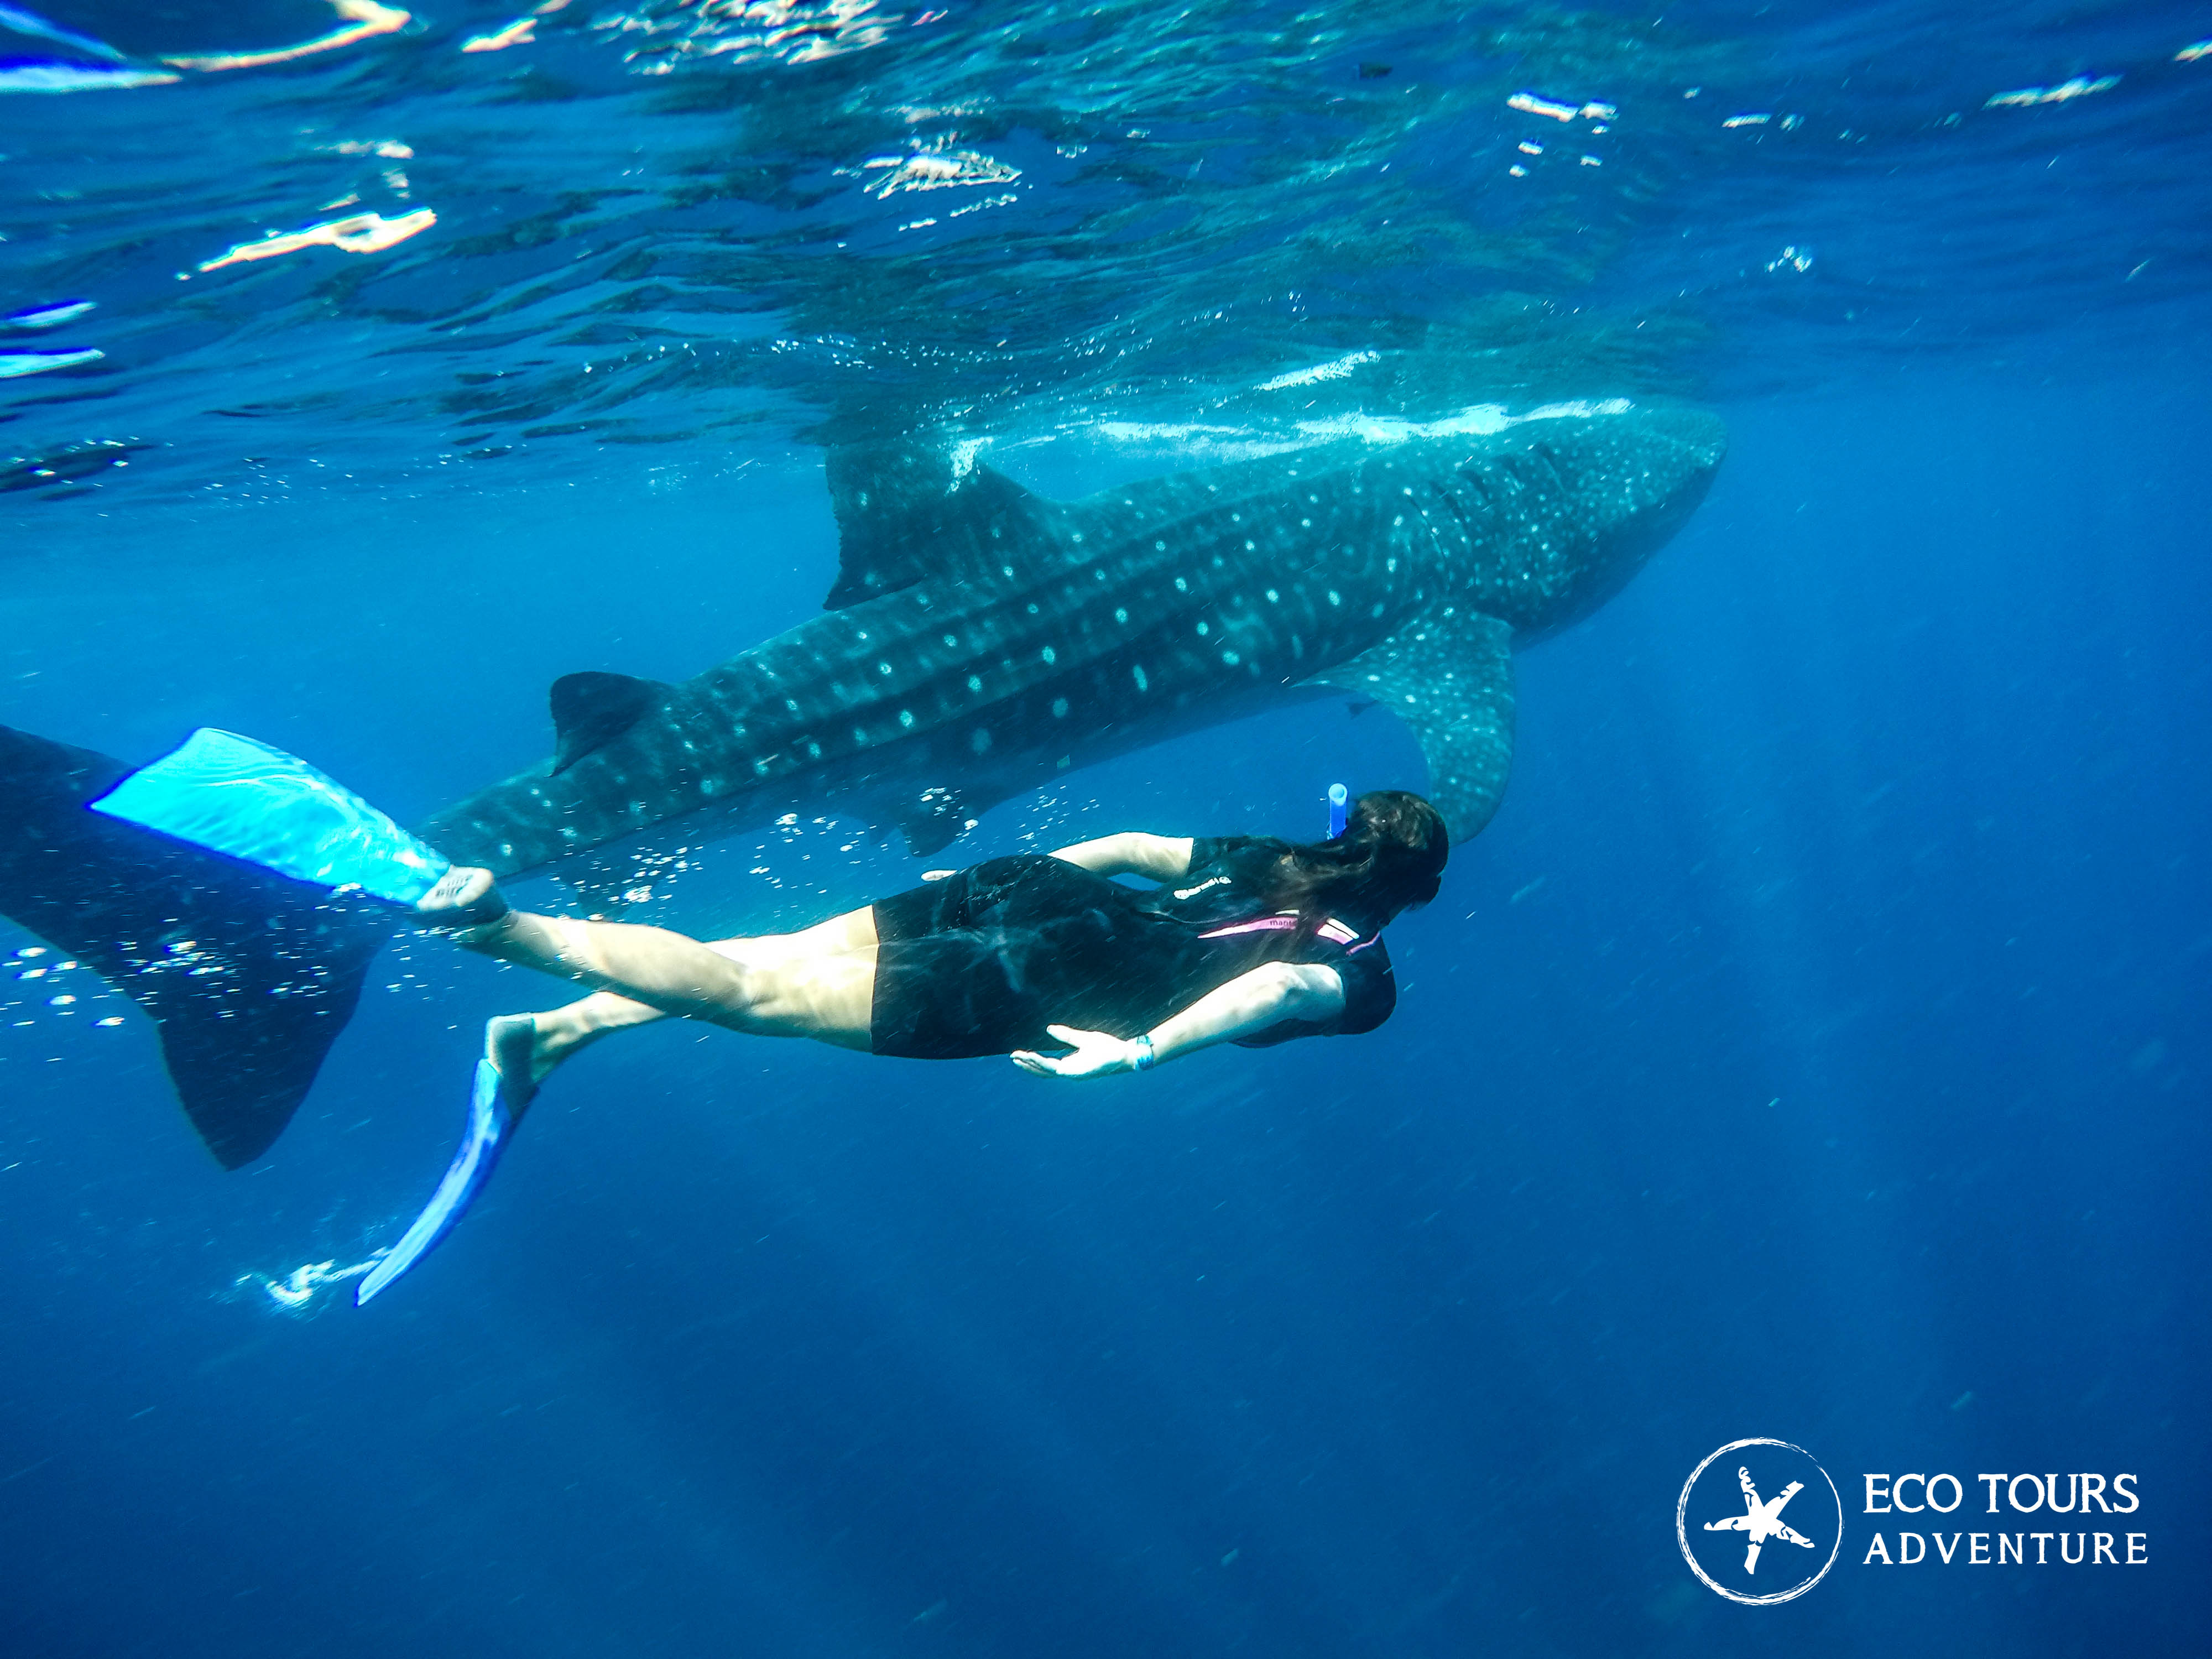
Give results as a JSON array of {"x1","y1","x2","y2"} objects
[
  {"x1": 435, "y1": 787, "x2": 1444, "y2": 1090},
  {"x1": 87, "y1": 730, "x2": 1444, "y2": 1299}
]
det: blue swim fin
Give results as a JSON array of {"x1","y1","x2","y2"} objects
[
  {"x1": 89, "y1": 728, "x2": 449, "y2": 905},
  {"x1": 354, "y1": 1045, "x2": 526, "y2": 1306}
]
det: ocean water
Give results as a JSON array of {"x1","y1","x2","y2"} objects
[{"x1": 2, "y1": 3, "x2": 2208, "y2": 1656}]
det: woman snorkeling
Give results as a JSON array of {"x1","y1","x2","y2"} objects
[
  {"x1": 87, "y1": 731, "x2": 1444, "y2": 1300},
  {"x1": 427, "y1": 787, "x2": 1447, "y2": 1095}
]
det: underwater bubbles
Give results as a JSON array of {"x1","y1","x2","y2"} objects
[{"x1": 237, "y1": 1257, "x2": 382, "y2": 1314}]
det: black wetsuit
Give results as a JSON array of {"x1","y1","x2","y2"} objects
[{"x1": 868, "y1": 836, "x2": 1397, "y2": 1059}]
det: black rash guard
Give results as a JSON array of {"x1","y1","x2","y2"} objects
[{"x1": 867, "y1": 836, "x2": 1397, "y2": 1060}]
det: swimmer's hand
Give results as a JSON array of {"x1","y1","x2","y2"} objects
[{"x1": 1011, "y1": 1025, "x2": 1145, "y2": 1079}]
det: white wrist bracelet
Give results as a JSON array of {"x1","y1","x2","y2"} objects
[{"x1": 1130, "y1": 1033, "x2": 1157, "y2": 1071}]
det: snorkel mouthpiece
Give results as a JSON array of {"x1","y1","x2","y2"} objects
[{"x1": 1327, "y1": 783, "x2": 1349, "y2": 839}]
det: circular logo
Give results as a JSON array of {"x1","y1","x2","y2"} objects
[{"x1": 1676, "y1": 1437, "x2": 1843, "y2": 1605}]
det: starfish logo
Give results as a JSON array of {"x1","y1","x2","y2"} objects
[
  {"x1": 1676, "y1": 1438, "x2": 1844, "y2": 1605},
  {"x1": 1705, "y1": 1464, "x2": 1817, "y2": 1574}
]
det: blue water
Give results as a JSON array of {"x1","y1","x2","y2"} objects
[{"x1": 3, "y1": 3, "x2": 2208, "y2": 1654}]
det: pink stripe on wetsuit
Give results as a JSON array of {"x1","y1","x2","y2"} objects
[{"x1": 1197, "y1": 911, "x2": 1380, "y2": 952}]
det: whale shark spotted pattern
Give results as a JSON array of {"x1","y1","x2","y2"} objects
[
  {"x1": 0, "y1": 402, "x2": 1723, "y2": 1163},
  {"x1": 428, "y1": 401, "x2": 1725, "y2": 870}
]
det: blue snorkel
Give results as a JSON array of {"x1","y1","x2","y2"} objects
[{"x1": 1327, "y1": 782, "x2": 1349, "y2": 839}]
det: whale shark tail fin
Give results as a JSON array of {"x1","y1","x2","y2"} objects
[
  {"x1": 823, "y1": 441, "x2": 1065, "y2": 609},
  {"x1": 0, "y1": 724, "x2": 389, "y2": 1167},
  {"x1": 1307, "y1": 609, "x2": 1517, "y2": 843}
]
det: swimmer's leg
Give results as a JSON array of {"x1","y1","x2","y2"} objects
[
  {"x1": 364, "y1": 880, "x2": 879, "y2": 1305},
  {"x1": 518, "y1": 903, "x2": 884, "y2": 1078},
  {"x1": 424, "y1": 870, "x2": 877, "y2": 1051}
]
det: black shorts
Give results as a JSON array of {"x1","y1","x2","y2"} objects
[{"x1": 869, "y1": 855, "x2": 1176, "y2": 1059}]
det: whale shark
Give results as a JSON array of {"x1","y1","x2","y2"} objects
[{"x1": 0, "y1": 400, "x2": 1724, "y2": 1164}]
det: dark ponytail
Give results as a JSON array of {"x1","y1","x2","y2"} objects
[{"x1": 1261, "y1": 790, "x2": 1449, "y2": 928}]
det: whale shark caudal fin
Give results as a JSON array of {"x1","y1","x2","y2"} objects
[
  {"x1": 822, "y1": 441, "x2": 1068, "y2": 609},
  {"x1": 0, "y1": 725, "x2": 390, "y2": 1168},
  {"x1": 1308, "y1": 609, "x2": 1517, "y2": 842},
  {"x1": 549, "y1": 671, "x2": 673, "y2": 773}
]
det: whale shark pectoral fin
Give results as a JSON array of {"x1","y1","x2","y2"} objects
[
  {"x1": 0, "y1": 724, "x2": 389, "y2": 1168},
  {"x1": 823, "y1": 441, "x2": 1065, "y2": 609},
  {"x1": 1308, "y1": 610, "x2": 1516, "y2": 842},
  {"x1": 549, "y1": 672, "x2": 672, "y2": 773}
]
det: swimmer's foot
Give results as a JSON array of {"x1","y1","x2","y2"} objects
[
  {"x1": 485, "y1": 1013, "x2": 547, "y2": 1111},
  {"x1": 414, "y1": 865, "x2": 512, "y2": 930}
]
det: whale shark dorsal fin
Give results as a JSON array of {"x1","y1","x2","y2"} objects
[
  {"x1": 823, "y1": 442, "x2": 1062, "y2": 609},
  {"x1": 549, "y1": 671, "x2": 673, "y2": 773},
  {"x1": 1307, "y1": 610, "x2": 1516, "y2": 841}
]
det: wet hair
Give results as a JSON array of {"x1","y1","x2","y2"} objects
[{"x1": 1261, "y1": 790, "x2": 1449, "y2": 928}]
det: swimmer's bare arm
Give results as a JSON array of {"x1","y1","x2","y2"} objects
[
  {"x1": 1011, "y1": 962, "x2": 1345, "y2": 1079},
  {"x1": 1047, "y1": 832, "x2": 1194, "y2": 883}
]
